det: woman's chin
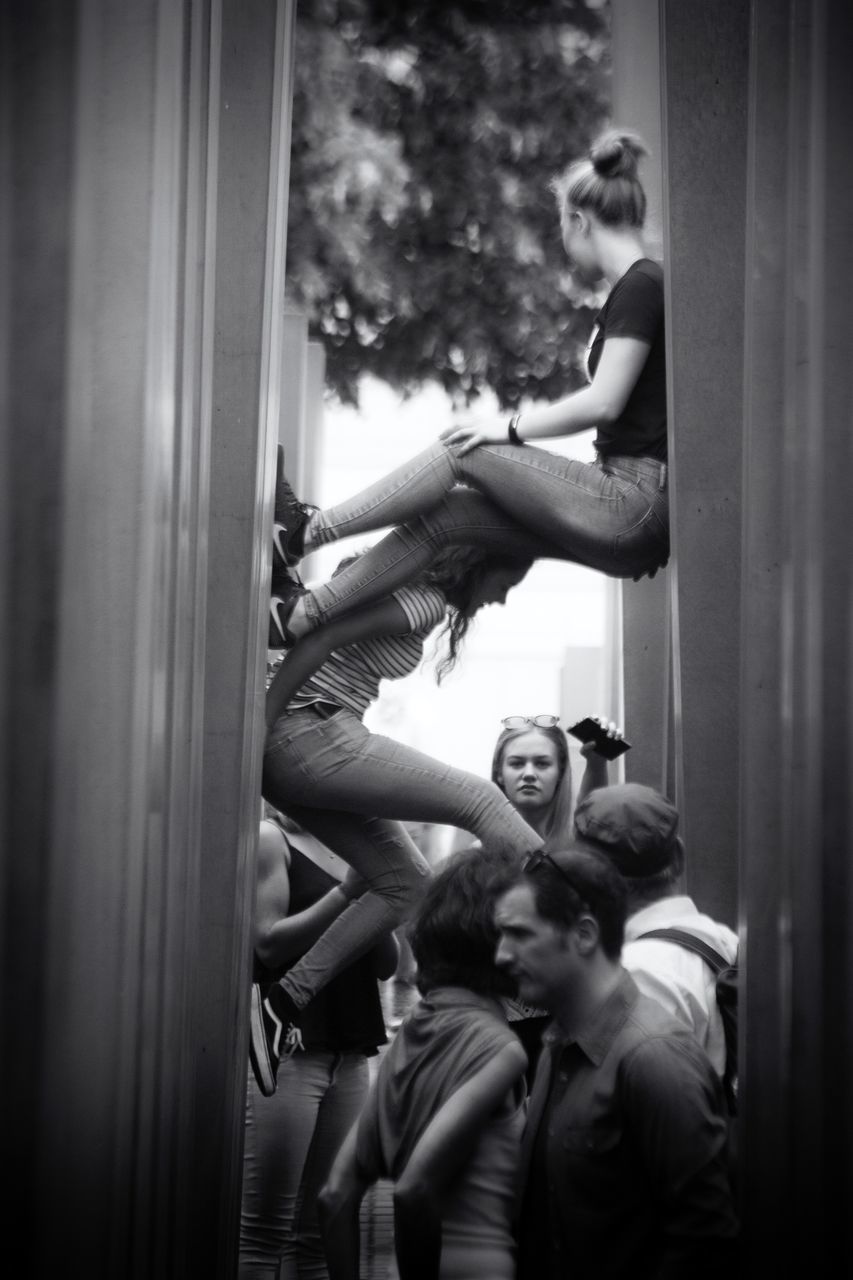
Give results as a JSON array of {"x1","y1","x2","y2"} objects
[{"x1": 513, "y1": 796, "x2": 547, "y2": 820}]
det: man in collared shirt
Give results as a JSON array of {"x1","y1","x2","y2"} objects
[
  {"x1": 494, "y1": 845, "x2": 738, "y2": 1279},
  {"x1": 573, "y1": 783, "x2": 738, "y2": 1080}
]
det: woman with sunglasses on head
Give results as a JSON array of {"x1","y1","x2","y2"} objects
[
  {"x1": 257, "y1": 546, "x2": 545, "y2": 1084},
  {"x1": 271, "y1": 130, "x2": 667, "y2": 648},
  {"x1": 490, "y1": 712, "x2": 620, "y2": 1076},
  {"x1": 492, "y1": 713, "x2": 620, "y2": 848}
]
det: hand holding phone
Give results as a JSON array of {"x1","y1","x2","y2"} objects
[{"x1": 568, "y1": 716, "x2": 631, "y2": 761}]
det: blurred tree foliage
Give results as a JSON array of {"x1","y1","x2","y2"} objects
[{"x1": 286, "y1": 0, "x2": 611, "y2": 408}]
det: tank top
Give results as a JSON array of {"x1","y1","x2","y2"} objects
[{"x1": 253, "y1": 846, "x2": 388, "y2": 1055}]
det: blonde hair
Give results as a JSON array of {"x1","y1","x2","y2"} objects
[{"x1": 553, "y1": 129, "x2": 649, "y2": 230}]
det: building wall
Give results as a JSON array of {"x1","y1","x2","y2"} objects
[
  {"x1": 613, "y1": 0, "x2": 746, "y2": 924},
  {"x1": 615, "y1": 0, "x2": 853, "y2": 1266},
  {"x1": 0, "y1": 2, "x2": 296, "y2": 1274},
  {"x1": 740, "y1": 0, "x2": 853, "y2": 1268},
  {"x1": 659, "y1": 0, "x2": 750, "y2": 925},
  {"x1": 610, "y1": 0, "x2": 672, "y2": 797}
]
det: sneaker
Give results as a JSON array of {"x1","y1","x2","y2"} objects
[
  {"x1": 248, "y1": 982, "x2": 302, "y2": 1096},
  {"x1": 269, "y1": 567, "x2": 307, "y2": 649},
  {"x1": 274, "y1": 445, "x2": 315, "y2": 570}
]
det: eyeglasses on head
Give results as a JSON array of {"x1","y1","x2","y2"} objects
[{"x1": 501, "y1": 714, "x2": 560, "y2": 729}]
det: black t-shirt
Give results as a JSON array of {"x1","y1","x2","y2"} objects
[{"x1": 586, "y1": 258, "x2": 666, "y2": 461}]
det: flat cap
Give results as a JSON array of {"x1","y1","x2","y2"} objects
[{"x1": 573, "y1": 783, "x2": 680, "y2": 876}]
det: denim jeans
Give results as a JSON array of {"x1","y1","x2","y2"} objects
[
  {"x1": 263, "y1": 705, "x2": 542, "y2": 1007},
  {"x1": 306, "y1": 441, "x2": 669, "y2": 626},
  {"x1": 239, "y1": 1051, "x2": 369, "y2": 1279}
]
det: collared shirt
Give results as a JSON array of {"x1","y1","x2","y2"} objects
[
  {"x1": 623, "y1": 895, "x2": 739, "y2": 1077},
  {"x1": 517, "y1": 970, "x2": 738, "y2": 1280}
]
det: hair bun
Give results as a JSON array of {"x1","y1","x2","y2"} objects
[{"x1": 590, "y1": 130, "x2": 648, "y2": 179}]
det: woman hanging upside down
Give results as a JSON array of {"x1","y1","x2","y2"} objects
[{"x1": 257, "y1": 546, "x2": 543, "y2": 1087}]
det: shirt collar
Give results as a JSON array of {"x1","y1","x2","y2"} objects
[
  {"x1": 420, "y1": 986, "x2": 506, "y2": 1019},
  {"x1": 543, "y1": 969, "x2": 639, "y2": 1066},
  {"x1": 624, "y1": 895, "x2": 699, "y2": 941}
]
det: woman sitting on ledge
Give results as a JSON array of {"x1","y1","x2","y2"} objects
[{"x1": 271, "y1": 129, "x2": 668, "y2": 649}]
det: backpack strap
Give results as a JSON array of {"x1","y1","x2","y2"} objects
[{"x1": 635, "y1": 927, "x2": 731, "y2": 973}]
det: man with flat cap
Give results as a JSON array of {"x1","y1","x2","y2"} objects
[{"x1": 573, "y1": 783, "x2": 738, "y2": 1086}]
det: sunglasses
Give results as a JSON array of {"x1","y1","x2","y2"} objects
[
  {"x1": 501, "y1": 715, "x2": 560, "y2": 729},
  {"x1": 522, "y1": 849, "x2": 591, "y2": 911}
]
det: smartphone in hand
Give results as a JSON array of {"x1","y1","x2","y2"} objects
[{"x1": 567, "y1": 717, "x2": 631, "y2": 760}]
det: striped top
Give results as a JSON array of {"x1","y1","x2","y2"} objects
[{"x1": 289, "y1": 583, "x2": 447, "y2": 720}]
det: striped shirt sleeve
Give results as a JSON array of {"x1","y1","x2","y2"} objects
[{"x1": 392, "y1": 583, "x2": 446, "y2": 635}]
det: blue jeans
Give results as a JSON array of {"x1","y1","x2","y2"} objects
[
  {"x1": 263, "y1": 705, "x2": 542, "y2": 1008},
  {"x1": 239, "y1": 1051, "x2": 369, "y2": 1279},
  {"x1": 305, "y1": 441, "x2": 669, "y2": 625}
]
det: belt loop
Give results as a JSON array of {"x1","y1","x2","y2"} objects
[{"x1": 659, "y1": 462, "x2": 667, "y2": 491}]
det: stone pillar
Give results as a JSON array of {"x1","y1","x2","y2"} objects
[
  {"x1": 304, "y1": 340, "x2": 327, "y2": 497},
  {"x1": 609, "y1": 0, "x2": 671, "y2": 793},
  {"x1": 300, "y1": 339, "x2": 328, "y2": 581},
  {"x1": 658, "y1": 0, "x2": 750, "y2": 924},
  {"x1": 196, "y1": 1, "x2": 296, "y2": 1272},
  {"x1": 741, "y1": 0, "x2": 853, "y2": 1269},
  {"x1": 281, "y1": 308, "x2": 310, "y2": 494},
  {"x1": 0, "y1": 2, "x2": 296, "y2": 1274}
]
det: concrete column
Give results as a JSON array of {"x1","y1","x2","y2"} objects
[
  {"x1": 741, "y1": 0, "x2": 853, "y2": 1269},
  {"x1": 304, "y1": 340, "x2": 327, "y2": 496},
  {"x1": 609, "y1": 0, "x2": 664, "y2": 256},
  {"x1": 197, "y1": 1, "x2": 296, "y2": 1272},
  {"x1": 281, "y1": 307, "x2": 310, "y2": 493},
  {"x1": 658, "y1": 0, "x2": 750, "y2": 924},
  {"x1": 609, "y1": 0, "x2": 671, "y2": 793},
  {"x1": 0, "y1": 2, "x2": 296, "y2": 1273},
  {"x1": 299, "y1": 339, "x2": 328, "y2": 581}
]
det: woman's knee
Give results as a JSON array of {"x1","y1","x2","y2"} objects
[
  {"x1": 410, "y1": 492, "x2": 500, "y2": 551},
  {"x1": 398, "y1": 855, "x2": 431, "y2": 907},
  {"x1": 406, "y1": 500, "x2": 461, "y2": 547},
  {"x1": 365, "y1": 839, "x2": 431, "y2": 910}
]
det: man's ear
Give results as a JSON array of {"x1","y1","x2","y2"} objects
[{"x1": 573, "y1": 913, "x2": 600, "y2": 956}]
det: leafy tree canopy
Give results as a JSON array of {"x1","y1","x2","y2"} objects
[{"x1": 286, "y1": 0, "x2": 611, "y2": 408}]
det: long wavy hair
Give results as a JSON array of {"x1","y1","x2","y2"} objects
[
  {"x1": 421, "y1": 546, "x2": 530, "y2": 682},
  {"x1": 333, "y1": 546, "x2": 530, "y2": 683},
  {"x1": 491, "y1": 723, "x2": 574, "y2": 851}
]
